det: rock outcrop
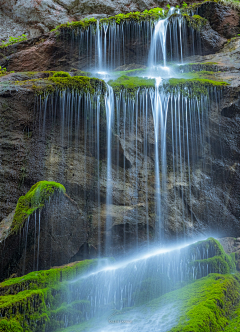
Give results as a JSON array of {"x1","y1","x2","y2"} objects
[{"x1": 0, "y1": 181, "x2": 90, "y2": 281}]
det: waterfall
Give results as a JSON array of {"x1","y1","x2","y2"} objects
[
  {"x1": 51, "y1": 238, "x2": 226, "y2": 331},
  {"x1": 64, "y1": 10, "x2": 200, "y2": 71},
  {"x1": 105, "y1": 86, "x2": 115, "y2": 254}
]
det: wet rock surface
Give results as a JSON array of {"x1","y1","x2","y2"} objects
[
  {"x1": 0, "y1": 192, "x2": 88, "y2": 281},
  {"x1": 218, "y1": 237, "x2": 240, "y2": 270},
  {"x1": 0, "y1": 0, "x2": 180, "y2": 41},
  {"x1": 197, "y1": 1, "x2": 240, "y2": 39}
]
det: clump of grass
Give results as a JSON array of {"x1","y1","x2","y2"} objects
[
  {"x1": 0, "y1": 34, "x2": 28, "y2": 48},
  {"x1": 52, "y1": 71, "x2": 71, "y2": 78}
]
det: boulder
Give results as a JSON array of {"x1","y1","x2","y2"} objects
[{"x1": 0, "y1": 182, "x2": 89, "y2": 281}]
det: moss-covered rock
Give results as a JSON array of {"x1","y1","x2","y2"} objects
[
  {"x1": 52, "y1": 7, "x2": 168, "y2": 35},
  {"x1": 162, "y1": 78, "x2": 229, "y2": 98},
  {"x1": 182, "y1": 14, "x2": 207, "y2": 31},
  {"x1": 11, "y1": 181, "x2": 65, "y2": 234},
  {"x1": 0, "y1": 238, "x2": 237, "y2": 331},
  {"x1": 52, "y1": 71, "x2": 71, "y2": 78},
  {"x1": 31, "y1": 76, "x2": 107, "y2": 96},
  {"x1": 169, "y1": 274, "x2": 240, "y2": 332},
  {"x1": 0, "y1": 260, "x2": 97, "y2": 332},
  {"x1": 108, "y1": 75, "x2": 155, "y2": 95}
]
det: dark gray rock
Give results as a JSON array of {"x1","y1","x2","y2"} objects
[{"x1": 0, "y1": 192, "x2": 89, "y2": 281}]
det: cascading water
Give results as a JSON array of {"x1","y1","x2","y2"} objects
[{"x1": 62, "y1": 8, "x2": 201, "y2": 71}]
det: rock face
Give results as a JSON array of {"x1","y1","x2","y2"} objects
[
  {"x1": 197, "y1": 1, "x2": 240, "y2": 39},
  {"x1": 218, "y1": 237, "x2": 240, "y2": 271},
  {"x1": 0, "y1": 191, "x2": 89, "y2": 281},
  {"x1": 0, "y1": 0, "x2": 180, "y2": 41},
  {"x1": 0, "y1": 2, "x2": 240, "y2": 280}
]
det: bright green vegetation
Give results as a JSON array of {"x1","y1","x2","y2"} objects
[
  {"x1": 113, "y1": 68, "x2": 147, "y2": 77},
  {"x1": 11, "y1": 181, "x2": 66, "y2": 234},
  {"x1": 183, "y1": 14, "x2": 207, "y2": 31},
  {"x1": 0, "y1": 34, "x2": 28, "y2": 48},
  {"x1": 52, "y1": 71, "x2": 71, "y2": 78},
  {"x1": 0, "y1": 66, "x2": 7, "y2": 76},
  {"x1": 100, "y1": 7, "x2": 167, "y2": 25},
  {"x1": 31, "y1": 76, "x2": 107, "y2": 96},
  {"x1": 0, "y1": 66, "x2": 14, "y2": 77},
  {"x1": 71, "y1": 70, "x2": 92, "y2": 77},
  {"x1": 52, "y1": 7, "x2": 169, "y2": 34},
  {"x1": 0, "y1": 238, "x2": 237, "y2": 331},
  {"x1": 54, "y1": 274, "x2": 240, "y2": 332},
  {"x1": 0, "y1": 259, "x2": 98, "y2": 332},
  {"x1": 108, "y1": 75, "x2": 155, "y2": 94},
  {"x1": 51, "y1": 18, "x2": 97, "y2": 33},
  {"x1": 224, "y1": 302, "x2": 240, "y2": 331},
  {"x1": 170, "y1": 274, "x2": 240, "y2": 331},
  {"x1": 108, "y1": 76, "x2": 228, "y2": 97},
  {"x1": 162, "y1": 78, "x2": 229, "y2": 97}
]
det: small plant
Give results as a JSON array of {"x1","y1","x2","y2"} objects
[
  {"x1": 1, "y1": 34, "x2": 28, "y2": 48},
  {"x1": 52, "y1": 71, "x2": 71, "y2": 78},
  {"x1": 166, "y1": 4, "x2": 171, "y2": 9},
  {"x1": 182, "y1": 2, "x2": 188, "y2": 8},
  {"x1": 0, "y1": 66, "x2": 6, "y2": 73}
]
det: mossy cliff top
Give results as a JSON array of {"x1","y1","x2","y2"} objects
[
  {"x1": 107, "y1": 76, "x2": 228, "y2": 97},
  {"x1": 108, "y1": 75, "x2": 155, "y2": 94},
  {"x1": 12, "y1": 74, "x2": 107, "y2": 96},
  {"x1": 0, "y1": 259, "x2": 97, "y2": 295},
  {"x1": 51, "y1": 8, "x2": 168, "y2": 33},
  {"x1": 11, "y1": 181, "x2": 66, "y2": 234},
  {"x1": 162, "y1": 77, "x2": 229, "y2": 97}
]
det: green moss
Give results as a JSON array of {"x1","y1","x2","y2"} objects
[
  {"x1": 71, "y1": 70, "x2": 92, "y2": 77},
  {"x1": 11, "y1": 181, "x2": 66, "y2": 234},
  {"x1": 0, "y1": 319, "x2": 23, "y2": 332},
  {"x1": 0, "y1": 259, "x2": 97, "y2": 332},
  {"x1": 32, "y1": 76, "x2": 107, "y2": 96},
  {"x1": 162, "y1": 78, "x2": 229, "y2": 98},
  {"x1": 182, "y1": 14, "x2": 207, "y2": 31},
  {"x1": 0, "y1": 34, "x2": 28, "y2": 48},
  {"x1": 52, "y1": 7, "x2": 168, "y2": 34},
  {"x1": 113, "y1": 68, "x2": 147, "y2": 77},
  {"x1": 52, "y1": 72, "x2": 71, "y2": 78},
  {"x1": 169, "y1": 274, "x2": 240, "y2": 332},
  {"x1": 108, "y1": 75, "x2": 155, "y2": 94}
]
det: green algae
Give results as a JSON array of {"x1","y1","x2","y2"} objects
[
  {"x1": 11, "y1": 181, "x2": 66, "y2": 234},
  {"x1": 108, "y1": 75, "x2": 155, "y2": 94}
]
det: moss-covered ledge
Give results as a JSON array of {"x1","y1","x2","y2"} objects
[
  {"x1": 0, "y1": 259, "x2": 98, "y2": 332},
  {"x1": 12, "y1": 75, "x2": 107, "y2": 96},
  {"x1": 108, "y1": 75, "x2": 155, "y2": 95},
  {"x1": 11, "y1": 181, "x2": 66, "y2": 234},
  {"x1": 162, "y1": 78, "x2": 229, "y2": 97},
  {"x1": 51, "y1": 7, "x2": 169, "y2": 34}
]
